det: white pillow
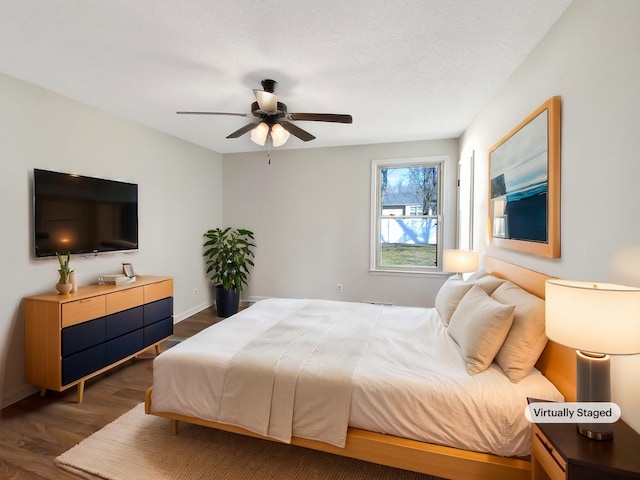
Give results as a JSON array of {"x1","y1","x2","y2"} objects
[
  {"x1": 491, "y1": 281, "x2": 547, "y2": 383},
  {"x1": 448, "y1": 286, "x2": 515, "y2": 375},
  {"x1": 466, "y1": 269, "x2": 489, "y2": 282},
  {"x1": 434, "y1": 275, "x2": 474, "y2": 326},
  {"x1": 468, "y1": 274, "x2": 506, "y2": 296}
]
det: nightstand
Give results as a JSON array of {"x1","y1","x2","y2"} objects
[{"x1": 532, "y1": 421, "x2": 640, "y2": 479}]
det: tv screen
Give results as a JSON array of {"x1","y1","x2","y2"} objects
[{"x1": 33, "y1": 169, "x2": 138, "y2": 258}]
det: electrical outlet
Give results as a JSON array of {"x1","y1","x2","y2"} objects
[
  {"x1": 193, "y1": 288, "x2": 198, "y2": 296},
  {"x1": 336, "y1": 283, "x2": 343, "y2": 293}
]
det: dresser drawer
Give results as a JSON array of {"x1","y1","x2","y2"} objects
[
  {"x1": 144, "y1": 317, "x2": 173, "y2": 346},
  {"x1": 62, "y1": 317, "x2": 106, "y2": 357},
  {"x1": 106, "y1": 286, "x2": 143, "y2": 314},
  {"x1": 62, "y1": 343, "x2": 106, "y2": 386},
  {"x1": 105, "y1": 306, "x2": 144, "y2": 340},
  {"x1": 62, "y1": 296, "x2": 106, "y2": 328},
  {"x1": 143, "y1": 280, "x2": 173, "y2": 303},
  {"x1": 532, "y1": 425, "x2": 566, "y2": 480},
  {"x1": 143, "y1": 297, "x2": 173, "y2": 326},
  {"x1": 106, "y1": 329, "x2": 144, "y2": 364}
]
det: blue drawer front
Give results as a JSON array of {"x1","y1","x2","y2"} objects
[
  {"x1": 105, "y1": 306, "x2": 143, "y2": 340},
  {"x1": 143, "y1": 297, "x2": 173, "y2": 325},
  {"x1": 105, "y1": 329, "x2": 144, "y2": 364},
  {"x1": 144, "y1": 317, "x2": 173, "y2": 346},
  {"x1": 62, "y1": 317, "x2": 106, "y2": 357},
  {"x1": 62, "y1": 343, "x2": 106, "y2": 385}
]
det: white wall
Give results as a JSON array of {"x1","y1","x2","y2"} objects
[
  {"x1": 7, "y1": 0, "x2": 638, "y2": 436},
  {"x1": 223, "y1": 139, "x2": 459, "y2": 308},
  {"x1": 460, "y1": 0, "x2": 640, "y2": 432},
  {"x1": 0, "y1": 73, "x2": 223, "y2": 407}
]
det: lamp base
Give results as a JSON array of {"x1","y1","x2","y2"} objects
[
  {"x1": 577, "y1": 424, "x2": 613, "y2": 441},
  {"x1": 576, "y1": 350, "x2": 613, "y2": 441}
]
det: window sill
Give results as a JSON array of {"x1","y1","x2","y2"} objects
[{"x1": 369, "y1": 268, "x2": 451, "y2": 279}]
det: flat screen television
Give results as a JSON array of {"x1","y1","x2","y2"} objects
[{"x1": 33, "y1": 169, "x2": 138, "y2": 258}]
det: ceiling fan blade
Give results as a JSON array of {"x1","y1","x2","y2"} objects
[
  {"x1": 288, "y1": 113, "x2": 352, "y2": 123},
  {"x1": 177, "y1": 111, "x2": 251, "y2": 117},
  {"x1": 253, "y1": 90, "x2": 278, "y2": 114},
  {"x1": 278, "y1": 120, "x2": 316, "y2": 142},
  {"x1": 226, "y1": 122, "x2": 260, "y2": 139}
]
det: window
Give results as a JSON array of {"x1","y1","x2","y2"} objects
[{"x1": 371, "y1": 157, "x2": 445, "y2": 273}]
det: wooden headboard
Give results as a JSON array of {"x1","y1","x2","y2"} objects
[{"x1": 483, "y1": 256, "x2": 576, "y2": 401}]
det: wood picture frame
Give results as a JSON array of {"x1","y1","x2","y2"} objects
[{"x1": 488, "y1": 96, "x2": 561, "y2": 258}]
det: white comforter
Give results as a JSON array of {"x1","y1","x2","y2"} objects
[
  {"x1": 217, "y1": 301, "x2": 379, "y2": 446},
  {"x1": 151, "y1": 298, "x2": 563, "y2": 456}
]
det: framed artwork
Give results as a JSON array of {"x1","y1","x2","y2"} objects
[{"x1": 488, "y1": 96, "x2": 561, "y2": 258}]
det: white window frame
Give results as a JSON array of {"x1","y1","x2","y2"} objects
[{"x1": 370, "y1": 156, "x2": 446, "y2": 275}]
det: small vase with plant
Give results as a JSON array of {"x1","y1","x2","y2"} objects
[
  {"x1": 56, "y1": 251, "x2": 73, "y2": 295},
  {"x1": 203, "y1": 227, "x2": 256, "y2": 317}
]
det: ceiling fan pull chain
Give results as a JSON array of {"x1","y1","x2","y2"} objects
[{"x1": 267, "y1": 135, "x2": 272, "y2": 165}]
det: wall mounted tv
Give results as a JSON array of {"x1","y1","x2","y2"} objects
[{"x1": 33, "y1": 169, "x2": 138, "y2": 258}]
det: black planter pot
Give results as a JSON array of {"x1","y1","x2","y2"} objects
[{"x1": 215, "y1": 286, "x2": 240, "y2": 318}]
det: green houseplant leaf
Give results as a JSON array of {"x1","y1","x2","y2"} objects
[
  {"x1": 203, "y1": 228, "x2": 256, "y2": 292},
  {"x1": 56, "y1": 251, "x2": 73, "y2": 284}
]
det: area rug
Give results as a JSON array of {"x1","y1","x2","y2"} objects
[{"x1": 55, "y1": 403, "x2": 444, "y2": 480}]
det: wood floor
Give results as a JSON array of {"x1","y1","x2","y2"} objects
[{"x1": 0, "y1": 307, "x2": 223, "y2": 480}]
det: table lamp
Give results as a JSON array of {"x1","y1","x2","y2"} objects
[
  {"x1": 442, "y1": 249, "x2": 479, "y2": 277},
  {"x1": 545, "y1": 279, "x2": 640, "y2": 440}
]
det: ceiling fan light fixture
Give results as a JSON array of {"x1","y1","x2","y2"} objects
[
  {"x1": 270, "y1": 123, "x2": 290, "y2": 147},
  {"x1": 250, "y1": 122, "x2": 269, "y2": 146},
  {"x1": 253, "y1": 90, "x2": 278, "y2": 114}
]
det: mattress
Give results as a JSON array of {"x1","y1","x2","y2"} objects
[{"x1": 151, "y1": 298, "x2": 563, "y2": 457}]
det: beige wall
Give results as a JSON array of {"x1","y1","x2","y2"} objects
[
  {"x1": 0, "y1": 73, "x2": 223, "y2": 406},
  {"x1": 460, "y1": 0, "x2": 640, "y2": 432}
]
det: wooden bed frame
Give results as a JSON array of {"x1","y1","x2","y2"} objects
[{"x1": 145, "y1": 256, "x2": 576, "y2": 480}]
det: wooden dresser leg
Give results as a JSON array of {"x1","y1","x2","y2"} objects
[
  {"x1": 155, "y1": 344, "x2": 161, "y2": 355},
  {"x1": 77, "y1": 381, "x2": 85, "y2": 403}
]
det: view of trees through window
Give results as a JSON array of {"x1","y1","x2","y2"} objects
[{"x1": 378, "y1": 164, "x2": 440, "y2": 268}]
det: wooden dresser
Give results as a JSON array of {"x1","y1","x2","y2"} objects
[{"x1": 24, "y1": 276, "x2": 173, "y2": 403}]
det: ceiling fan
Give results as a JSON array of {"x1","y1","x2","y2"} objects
[{"x1": 177, "y1": 79, "x2": 353, "y2": 147}]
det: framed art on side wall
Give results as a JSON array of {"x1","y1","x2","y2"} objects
[{"x1": 488, "y1": 96, "x2": 561, "y2": 258}]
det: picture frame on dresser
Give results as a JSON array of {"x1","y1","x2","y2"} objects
[
  {"x1": 488, "y1": 96, "x2": 561, "y2": 258},
  {"x1": 122, "y1": 262, "x2": 136, "y2": 277}
]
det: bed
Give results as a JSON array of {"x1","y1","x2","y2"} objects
[{"x1": 145, "y1": 257, "x2": 576, "y2": 480}]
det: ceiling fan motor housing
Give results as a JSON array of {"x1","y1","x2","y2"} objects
[{"x1": 261, "y1": 79, "x2": 277, "y2": 93}]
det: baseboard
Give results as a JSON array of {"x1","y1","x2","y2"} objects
[
  {"x1": 242, "y1": 295, "x2": 271, "y2": 305},
  {"x1": 174, "y1": 302, "x2": 211, "y2": 323},
  {"x1": 3, "y1": 385, "x2": 39, "y2": 409}
]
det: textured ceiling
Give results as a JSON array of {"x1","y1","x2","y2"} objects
[{"x1": 0, "y1": 0, "x2": 572, "y2": 154}]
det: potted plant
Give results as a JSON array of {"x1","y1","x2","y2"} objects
[
  {"x1": 56, "y1": 251, "x2": 73, "y2": 295},
  {"x1": 203, "y1": 227, "x2": 256, "y2": 317}
]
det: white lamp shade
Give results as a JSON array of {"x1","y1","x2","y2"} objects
[
  {"x1": 253, "y1": 90, "x2": 278, "y2": 113},
  {"x1": 270, "y1": 123, "x2": 290, "y2": 147},
  {"x1": 250, "y1": 122, "x2": 269, "y2": 146},
  {"x1": 442, "y1": 249, "x2": 479, "y2": 273},
  {"x1": 545, "y1": 279, "x2": 640, "y2": 355}
]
